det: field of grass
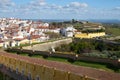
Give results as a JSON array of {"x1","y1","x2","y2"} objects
[
  {"x1": 105, "y1": 27, "x2": 120, "y2": 36},
  {"x1": 31, "y1": 54, "x2": 120, "y2": 73},
  {"x1": 73, "y1": 61, "x2": 114, "y2": 72},
  {"x1": 46, "y1": 57, "x2": 69, "y2": 63},
  {"x1": 46, "y1": 57, "x2": 120, "y2": 72},
  {"x1": 19, "y1": 53, "x2": 29, "y2": 56},
  {"x1": 9, "y1": 52, "x2": 120, "y2": 73}
]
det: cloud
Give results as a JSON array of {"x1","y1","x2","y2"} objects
[
  {"x1": 49, "y1": 2, "x2": 88, "y2": 10},
  {"x1": 1, "y1": 0, "x2": 119, "y2": 19},
  {"x1": 13, "y1": 1, "x2": 89, "y2": 19},
  {"x1": 30, "y1": 0, "x2": 46, "y2": 6},
  {"x1": 114, "y1": 7, "x2": 120, "y2": 10},
  {"x1": 68, "y1": 2, "x2": 88, "y2": 8},
  {"x1": 48, "y1": 4, "x2": 63, "y2": 10},
  {"x1": 0, "y1": 0, "x2": 15, "y2": 8},
  {"x1": 27, "y1": 1, "x2": 88, "y2": 11},
  {"x1": 0, "y1": 0, "x2": 15, "y2": 13}
]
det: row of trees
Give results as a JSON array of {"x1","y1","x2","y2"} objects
[
  {"x1": 49, "y1": 19, "x2": 84, "y2": 29},
  {"x1": 82, "y1": 29, "x2": 105, "y2": 33},
  {"x1": 55, "y1": 39, "x2": 120, "y2": 54}
]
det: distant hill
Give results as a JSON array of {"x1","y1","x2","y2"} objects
[
  {"x1": 88, "y1": 19, "x2": 120, "y2": 24},
  {"x1": 23, "y1": 19, "x2": 69, "y2": 23},
  {"x1": 23, "y1": 19, "x2": 120, "y2": 24}
]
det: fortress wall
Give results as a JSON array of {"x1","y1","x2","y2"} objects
[
  {"x1": 23, "y1": 38, "x2": 73, "y2": 51},
  {"x1": 0, "y1": 55, "x2": 95, "y2": 80}
]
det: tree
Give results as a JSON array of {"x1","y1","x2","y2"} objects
[
  {"x1": 72, "y1": 19, "x2": 75, "y2": 23},
  {"x1": 95, "y1": 42, "x2": 107, "y2": 52}
]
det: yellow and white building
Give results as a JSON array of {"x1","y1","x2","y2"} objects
[{"x1": 75, "y1": 32, "x2": 105, "y2": 39}]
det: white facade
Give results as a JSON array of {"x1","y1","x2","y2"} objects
[
  {"x1": 65, "y1": 26, "x2": 76, "y2": 37},
  {"x1": 66, "y1": 26, "x2": 76, "y2": 32},
  {"x1": 49, "y1": 28, "x2": 60, "y2": 33},
  {"x1": 66, "y1": 31, "x2": 74, "y2": 37}
]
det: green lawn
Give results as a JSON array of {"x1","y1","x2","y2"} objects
[
  {"x1": 31, "y1": 54, "x2": 44, "y2": 58},
  {"x1": 73, "y1": 61, "x2": 114, "y2": 72},
  {"x1": 46, "y1": 57, "x2": 69, "y2": 63},
  {"x1": 45, "y1": 56, "x2": 118, "y2": 72},
  {"x1": 9, "y1": 52, "x2": 120, "y2": 73},
  {"x1": 31, "y1": 55, "x2": 120, "y2": 72},
  {"x1": 105, "y1": 27, "x2": 120, "y2": 36},
  {"x1": 19, "y1": 53, "x2": 29, "y2": 56}
]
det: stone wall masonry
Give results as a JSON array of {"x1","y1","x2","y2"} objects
[
  {"x1": 0, "y1": 55, "x2": 95, "y2": 80},
  {"x1": 1, "y1": 50, "x2": 120, "y2": 80},
  {"x1": 23, "y1": 38, "x2": 73, "y2": 51}
]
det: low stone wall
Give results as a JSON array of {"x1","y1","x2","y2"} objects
[{"x1": 23, "y1": 38, "x2": 73, "y2": 51}]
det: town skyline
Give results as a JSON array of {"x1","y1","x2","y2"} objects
[
  {"x1": 0, "y1": 1, "x2": 120, "y2": 79},
  {"x1": 0, "y1": 0, "x2": 120, "y2": 19}
]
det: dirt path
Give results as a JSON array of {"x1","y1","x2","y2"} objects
[{"x1": 0, "y1": 51, "x2": 120, "y2": 80}]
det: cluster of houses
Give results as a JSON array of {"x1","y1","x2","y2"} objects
[
  {"x1": 0, "y1": 18, "x2": 106, "y2": 48},
  {"x1": 0, "y1": 18, "x2": 77, "y2": 48}
]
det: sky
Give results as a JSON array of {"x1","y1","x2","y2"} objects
[{"x1": 0, "y1": 0, "x2": 120, "y2": 20}]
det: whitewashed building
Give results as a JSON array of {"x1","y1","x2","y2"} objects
[{"x1": 66, "y1": 26, "x2": 76, "y2": 37}]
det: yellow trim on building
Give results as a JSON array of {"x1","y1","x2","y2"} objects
[{"x1": 75, "y1": 32, "x2": 105, "y2": 38}]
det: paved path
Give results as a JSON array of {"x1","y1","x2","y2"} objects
[{"x1": 0, "y1": 51, "x2": 120, "y2": 80}]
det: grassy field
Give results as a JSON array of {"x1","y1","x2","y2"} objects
[
  {"x1": 44, "y1": 56, "x2": 119, "y2": 72},
  {"x1": 10, "y1": 52, "x2": 120, "y2": 73},
  {"x1": 73, "y1": 61, "x2": 114, "y2": 72},
  {"x1": 31, "y1": 54, "x2": 120, "y2": 73},
  {"x1": 105, "y1": 27, "x2": 120, "y2": 36}
]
